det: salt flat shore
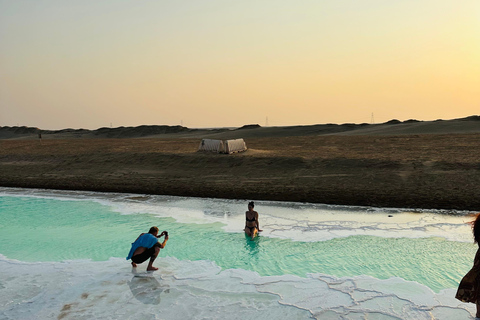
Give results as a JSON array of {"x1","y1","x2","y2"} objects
[{"x1": 1, "y1": 118, "x2": 480, "y2": 211}]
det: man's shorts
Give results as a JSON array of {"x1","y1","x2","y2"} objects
[{"x1": 131, "y1": 243, "x2": 160, "y2": 264}]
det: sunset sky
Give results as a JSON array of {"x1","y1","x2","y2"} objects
[{"x1": 1, "y1": 0, "x2": 479, "y2": 129}]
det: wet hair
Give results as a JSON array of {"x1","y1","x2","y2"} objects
[
  {"x1": 149, "y1": 226, "x2": 159, "y2": 234},
  {"x1": 248, "y1": 201, "x2": 254, "y2": 208},
  {"x1": 473, "y1": 214, "x2": 480, "y2": 244}
]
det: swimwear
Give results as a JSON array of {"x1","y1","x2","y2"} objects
[
  {"x1": 246, "y1": 212, "x2": 256, "y2": 222},
  {"x1": 246, "y1": 211, "x2": 257, "y2": 234},
  {"x1": 245, "y1": 211, "x2": 258, "y2": 234}
]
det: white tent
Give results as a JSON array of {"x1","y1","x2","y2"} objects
[
  {"x1": 198, "y1": 139, "x2": 224, "y2": 153},
  {"x1": 224, "y1": 138, "x2": 247, "y2": 154},
  {"x1": 198, "y1": 138, "x2": 247, "y2": 154}
]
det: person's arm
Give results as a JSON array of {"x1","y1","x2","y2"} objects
[
  {"x1": 158, "y1": 235, "x2": 169, "y2": 248},
  {"x1": 256, "y1": 212, "x2": 262, "y2": 232}
]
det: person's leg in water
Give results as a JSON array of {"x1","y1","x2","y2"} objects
[
  {"x1": 245, "y1": 226, "x2": 257, "y2": 240},
  {"x1": 251, "y1": 227, "x2": 258, "y2": 240}
]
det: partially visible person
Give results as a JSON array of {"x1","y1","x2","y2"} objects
[
  {"x1": 126, "y1": 226, "x2": 168, "y2": 271},
  {"x1": 244, "y1": 201, "x2": 262, "y2": 240},
  {"x1": 456, "y1": 213, "x2": 480, "y2": 319}
]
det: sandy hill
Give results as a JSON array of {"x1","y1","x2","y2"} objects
[{"x1": 1, "y1": 116, "x2": 479, "y2": 140}]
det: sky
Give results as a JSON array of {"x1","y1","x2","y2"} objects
[{"x1": 1, "y1": 0, "x2": 479, "y2": 130}]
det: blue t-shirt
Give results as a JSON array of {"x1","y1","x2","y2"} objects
[{"x1": 126, "y1": 233, "x2": 158, "y2": 260}]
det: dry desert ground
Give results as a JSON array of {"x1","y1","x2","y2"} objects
[{"x1": 1, "y1": 121, "x2": 480, "y2": 211}]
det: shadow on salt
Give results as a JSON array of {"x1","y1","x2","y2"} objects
[{"x1": 128, "y1": 274, "x2": 170, "y2": 305}]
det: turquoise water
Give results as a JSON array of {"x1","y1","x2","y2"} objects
[{"x1": 0, "y1": 194, "x2": 474, "y2": 293}]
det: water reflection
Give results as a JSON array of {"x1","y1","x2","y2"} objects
[
  {"x1": 244, "y1": 234, "x2": 260, "y2": 257},
  {"x1": 128, "y1": 271, "x2": 170, "y2": 305}
]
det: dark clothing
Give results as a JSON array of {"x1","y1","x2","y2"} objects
[
  {"x1": 131, "y1": 243, "x2": 161, "y2": 264},
  {"x1": 456, "y1": 247, "x2": 480, "y2": 303}
]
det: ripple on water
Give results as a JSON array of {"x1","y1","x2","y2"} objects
[{"x1": 0, "y1": 188, "x2": 477, "y2": 319}]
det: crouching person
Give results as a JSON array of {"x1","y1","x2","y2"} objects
[{"x1": 126, "y1": 226, "x2": 168, "y2": 271}]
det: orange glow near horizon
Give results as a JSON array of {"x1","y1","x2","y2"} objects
[{"x1": 0, "y1": 0, "x2": 479, "y2": 129}]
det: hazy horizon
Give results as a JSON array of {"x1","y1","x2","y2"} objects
[
  {"x1": 2, "y1": 114, "x2": 479, "y2": 132},
  {"x1": 1, "y1": 1, "x2": 479, "y2": 130}
]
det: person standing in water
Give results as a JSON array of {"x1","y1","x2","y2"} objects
[
  {"x1": 126, "y1": 226, "x2": 168, "y2": 271},
  {"x1": 456, "y1": 213, "x2": 480, "y2": 319},
  {"x1": 244, "y1": 201, "x2": 262, "y2": 239}
]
